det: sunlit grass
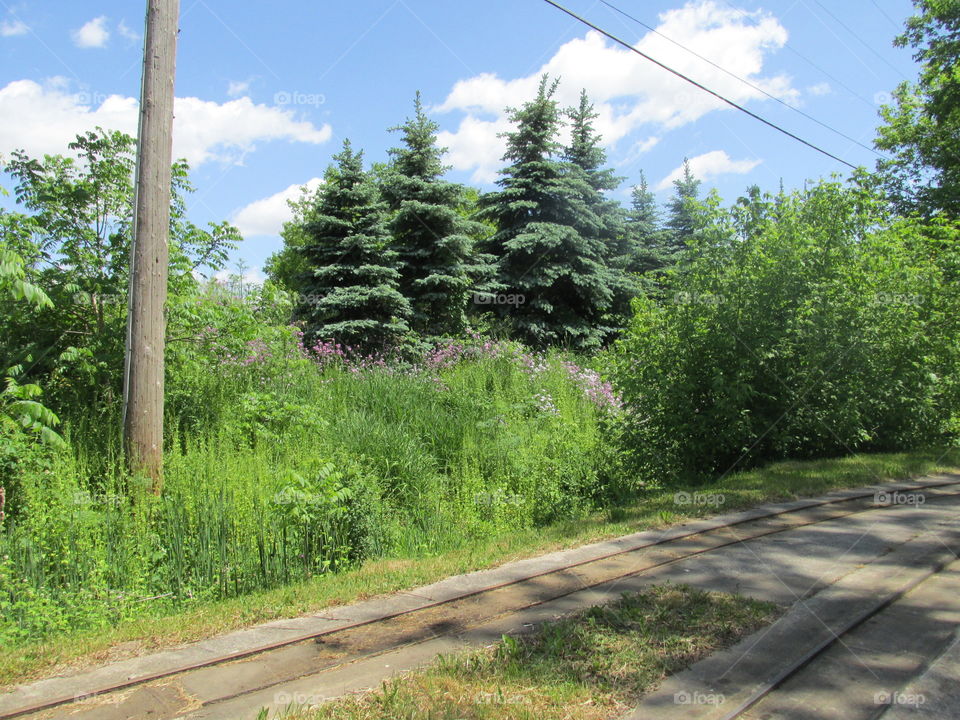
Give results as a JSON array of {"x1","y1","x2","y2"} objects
[{"x1": 272, "y1": 584, "x2": 779, "y2": 720}]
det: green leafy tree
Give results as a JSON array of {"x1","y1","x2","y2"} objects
[
  {"x1": 1, "y1": 128, "x2": 240, "y2": 415},
  {"x1": 293, "y1": 140, "x2": 411, "y2": 351},
  {"x1": 265, "y1": 182, "x2": 323, "y2": 294},
  {"x1": 0, "y1": 225, "x2": 62, "y2": 447},
  {"x1": 874, "y1": 0, "x2": 960, "y2": 219},
  {"x1": 381, "y1": 93, "x2": 495, "y2": 338},
  {"x1": 477, "y1": 76, "x2": 613, "y2": 350},
  {"x1": 611, "y1": 180, "x2": 959, "y2": 482}
]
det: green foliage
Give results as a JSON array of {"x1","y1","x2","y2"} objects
[
  {"x1": 626, "y1": 172, "x2": 674, "y2": 283},
  {"x1": 380, "y1": 93, "x2": 495, "y2": 339},
  {"x1": 0, "y1": 206, "x2": 63, "y2": 457},
  {"x1": 292, "y1": 140, "x2": 412, "y2": 351},
  {"x1": 0, "y1": 299, "x2": 616, "y2": 643},
  {"x1": 563, "y1": 90, "x2": 636, "y2": 335},
  {"x1": 873, "y1": 0, "x2": 960, "y2": 219},
  {"x1": 0, "y1": 128, "x2": 239, "y2": 417},
  {"x1": 664, "y1": 157, "x2": 701, "y2": 255},
  {"x1": 610, "y1": 180, "x2": 960, "y2": 481},
  {"x1": 265, "y1": 183, "x2": 323, "y2": 294},
  {"x1": 477, "y1": 76, "x2": 615, "y2": 351}
]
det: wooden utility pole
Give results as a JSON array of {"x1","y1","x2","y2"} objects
[{"x1": 123, "y1": 0, "x2": 180, "y2": 494}]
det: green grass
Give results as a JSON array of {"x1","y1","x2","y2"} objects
[
  {"x1": 270, "y1": 584, "x2": 780, "y2": 720},
  {"x1": 1, "y1": 446, "x2": 956, "y2": 689}
]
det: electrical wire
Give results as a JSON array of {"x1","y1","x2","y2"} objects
[
  {"x1": 805, "y1": 0, "x2": 910, "y2": 80},
  {"x1": 540, "y1": 0, "x2": 859, "y2": 170},
  {"x1": 596, "y1": 0, "x2": 884, "y2": 158},
  {"x1": 717, "y1": 0, "x2": 881, "y2": 111}
]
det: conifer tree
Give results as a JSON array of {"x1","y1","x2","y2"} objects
[
  {"x1": 563, "y1": 90, "x2": 635, "y2": 330},
  {"x1": 294, "y1": 140, "x2": 411, "y2": 351},
  {"x1": 380, "y1": 93, "x2": 494, "y2": 338},
  {"x1": 477, "y1": 76, "x2": 613, "y2": 350},
  {"x1": 665, "y1": 158, "x2": 701, "y2": 258},
  {"x1": 626, "y1": 171, "x2": 671, "y2": 278}
]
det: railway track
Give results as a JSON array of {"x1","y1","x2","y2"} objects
[
  {"x1": 5, "y1": 474, "x2": 960, "y2": 720},
  {"x1": 624, "y1": 502, "x2": 960, "y2": 720}
]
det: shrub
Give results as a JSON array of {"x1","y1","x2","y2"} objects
[{"x1": 609, "y1": 181, "x2": 960, "y2": 482}]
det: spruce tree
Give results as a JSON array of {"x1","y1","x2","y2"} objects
[
  {"x1": 477, "y1": 76, "x2": 613, "y2": 351},
  {"x1": 665, "y1": 158, "x2": 701, "y2": 258},
  {"x1": 294, "y1": 140, "x2": 411, "y2": 351},
  {"x1": 380, "y1": 92, "x2": 494, "y2": 339},
  {"x1": 626, "y1": 171, "x2": 671, "y2": 278},
  {"x1": 563, "y1": 90, "x2": 635, "y2": 331}
]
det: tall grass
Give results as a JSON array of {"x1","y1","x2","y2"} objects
[{"x1": 0, "y1": 332, "x2": 619, "y2": 645}]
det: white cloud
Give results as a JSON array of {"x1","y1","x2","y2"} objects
[
  {"x1": 807, "y1": 82, "x2": 831, "y2": 96},
  {"x1": 0, "y1": 79, "x2": 333, "y2": 167},
  {"x1": 173, "y1": 96, "x2": 332, "y2": 165},
  {"x1": 656, "y1": 150, "x2": 761, "y2": 190},
  {"x1": 436, "y1": 0, "x2": 793, "y2": 181},
  {"x1": 227, "y1": 80, "x2": 251, "y2": 98},
  {"x1": 72, "y1": 16, "x2": 110, "y2": 49},
  {"x1": 232, "y1": 178, "x2": 324, "y2": 237},
  {"x1": 117, "y1": 20, "x2": 140, "y2": 44},
  {"x1": 437, "y1": 114, "x2": 512, "y2": 184},
  {"x1": 1, "y1": 19, "x2": 29, "y2": 37}
]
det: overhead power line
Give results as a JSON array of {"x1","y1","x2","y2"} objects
[
  {"x1": 805, "y1": 0, "x2": 910, "y2": 80},
  {"x1": 540, "y1": 0, "x2": 859, "y2": 170},
  {"x1": 596, "y1": 0, "x2": 884, "y2": 159},
  {"x1": 718, "y1": 0, "x2": 880, "y2": 111}
]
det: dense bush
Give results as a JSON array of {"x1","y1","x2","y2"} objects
[{"x1": 609, "y1": 181, "x2": 960, "y2": 483}]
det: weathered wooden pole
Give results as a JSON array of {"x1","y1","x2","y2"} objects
[{"x1": 123, "y1": 0, "x2": 180, "y2": 494}]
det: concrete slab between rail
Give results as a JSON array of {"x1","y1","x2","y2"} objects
[
  {"x1": 2, "y1": 473, "x2": 957, "y2": 719},
  {"x1": 619, "y1": 536, "x2": 960, "y2": 720},
  {"x1": 878, "y1": 627, "x2": 960, "y2": 719}
]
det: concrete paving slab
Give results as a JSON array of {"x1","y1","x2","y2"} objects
[{"x1": 878, "y1": 628, "x2": 960, "y2": 719}]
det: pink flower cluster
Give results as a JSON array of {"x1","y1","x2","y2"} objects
[
  {"x1": 296, "y1": 333, "x2": 391, "y2": 373},
  {"x1": 423, "y1": 337, "x2": 518, "y2": 371},
  {"x1": 561, "y1": 361, "x2": 623, "y2": 413},
  {"x1": 215, "y1": 338, "x2": 274, "y2": 367}
]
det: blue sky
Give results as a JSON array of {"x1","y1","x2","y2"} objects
[{"x1": 0, "y1": 0, "x2": 919, "y2": 279}]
